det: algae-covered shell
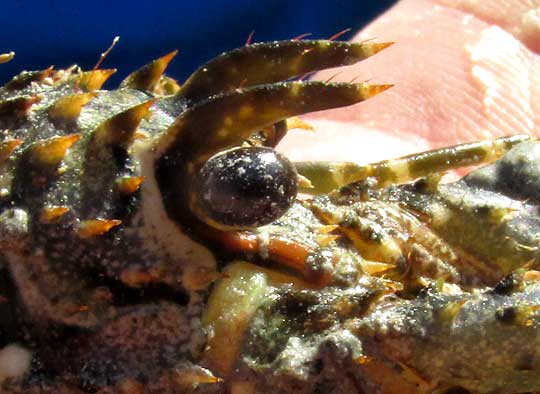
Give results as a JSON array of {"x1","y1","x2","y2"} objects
[
  {"x1": 0, "y1": 40, "x2": 393, "y2": 392},
  {"x1": 1, "y1": 36, "x2": 540, "y2": 394}
]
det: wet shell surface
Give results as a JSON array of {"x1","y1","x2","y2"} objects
[{"x1": 1, "y1": 39, "x2": 540, "y2": 394}]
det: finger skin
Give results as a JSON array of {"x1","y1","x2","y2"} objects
[
  {"x1": 435, "y1": 0, "x2": 540, "y2": 52},
  {"x1": 278, "y1": 0, "x2": 540, "y2": 165}
]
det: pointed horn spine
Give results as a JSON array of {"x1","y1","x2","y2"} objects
[
  {"x1": 179, "y1": 40, "x2": 393, "y2": 102},
  {"x1": 25, "y1": 134, "x2": 81, "y2": 168},
  {"x1": 39, "y1": 206, "x2": 70, "y2": 223},
  {"x1": 4, "y1": 67, "x2": 55, "y2": 90},
  {"x1": 48, "y1": 93, "x2": 97, "y2": 126},
  {"x1": 74, "y1": 69, "x2": 116, "y2": 91},
  {"x1": 116, "y1": 176, "x2": 145, "y2": 194},
  {"x1": 0, "y1": 96, "x2": 42, "y2": 117},
  {"x1": 92, "y1": 100, "x2": 155, "y2": 147},
  {"x1": 77, "y1": 219, "x2": 122, "y2": 238},
  {"x1": 166, "y1": 81, "x2": 392, "y2": 168},
  {"x1": 0, "y1": 139, "x2": 23, "y2": 162},
  {"x1": 0, "y1": 52, "x2": 15, "y2": 64},
  {"x1": 121, "y1": 50, "x2": 178, "y2": 91}
]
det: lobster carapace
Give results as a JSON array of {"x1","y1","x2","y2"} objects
[{"x1": 1, "y1": 39, "x2": 540, "y2": 394}]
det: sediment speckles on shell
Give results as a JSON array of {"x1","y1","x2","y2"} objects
[{"x1": 1, "y1": 40, "x2": 540, "y2": 394}]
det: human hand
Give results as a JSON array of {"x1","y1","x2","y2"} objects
[{"x1": 280, "y1": 0, "x2": 540, "y2": 166}]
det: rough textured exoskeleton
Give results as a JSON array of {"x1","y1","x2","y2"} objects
[{"x1": 0, "y1": 39, "x2": 539, "y2": 394}]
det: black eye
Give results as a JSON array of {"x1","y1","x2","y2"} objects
[{"x1": 198, "y1": 146, "x2": 298, "y2": 229}]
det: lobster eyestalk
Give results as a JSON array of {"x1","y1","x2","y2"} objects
[
  {"x1": 153, "y1": 80, "x2": 391, "y2": 282},
  {"x1": 156, "y1": 81, "x2": 392, "y2": 228}
]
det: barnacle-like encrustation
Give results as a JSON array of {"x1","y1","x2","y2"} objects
[{"x1": 0, "y1": 39, "x2": 539, "y2": 394}]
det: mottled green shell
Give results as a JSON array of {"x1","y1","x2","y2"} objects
[{"x1": 1, "y1": 39, "x2": 540, "y2": 394}]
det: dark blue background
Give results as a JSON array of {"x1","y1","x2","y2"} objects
[{"x1": 1, "y1": 1, "x2": 396, "y2": 85}]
